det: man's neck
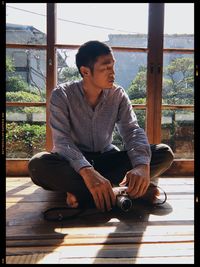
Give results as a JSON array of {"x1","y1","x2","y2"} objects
[
  {"x1": 82, "y1": 80, "x2": 102, "y2": 98},
  {"x1": 82, "y1": 80, "x2": 103, "y2": 108}
]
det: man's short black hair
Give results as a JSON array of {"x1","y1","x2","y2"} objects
[{"x1": 76, "y1": 40, "x2": 112, "y2": 77}]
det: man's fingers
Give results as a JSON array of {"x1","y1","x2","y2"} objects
[
  {"x1": 102, "y1": 190, "x2": 115, "y2": 211},
  {"x1": 128, "y1": 180, "x2": 150, "y2": 198},
  {"x1": 92, "y1": 187, "x2": 115, "y2": 212},
  {"x1": 92, "y1": 192, "x2": 102, "y2": 211},
  {"x1": 119, "y1": 176, "x2": 128, "y2": 186},
  {"x1": 109, "y1": 187, "x2": 116, "y2": 207}
]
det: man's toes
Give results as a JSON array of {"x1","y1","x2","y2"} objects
[
  {"x1": 66, "y1": 192, "x2": 79, "y2": 208},
  {"x1": 141, "y1": 185, "x2": 160, "y2": 203}
]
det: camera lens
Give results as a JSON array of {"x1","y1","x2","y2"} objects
[
  {"x1": 121, "y1": 198, "x2": 132, "y2": 212},
  {"x1": 117, "y1": 196, "x2": 133, "y2": 212}
]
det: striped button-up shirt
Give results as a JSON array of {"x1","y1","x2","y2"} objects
[{"x1": 50, "y1": 80, "x2": 151, "y2": 173}]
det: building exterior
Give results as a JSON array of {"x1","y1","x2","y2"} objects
[
  {"x1": 106, "y1": 34, "x2": 194, "y2": 89},
  {"x1": 6, "y1": 23, "x2": 66, "y2": 90}
]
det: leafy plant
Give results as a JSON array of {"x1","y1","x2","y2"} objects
[{"x1": 6, "y1": 122, "x2": 46, "y2": 158}]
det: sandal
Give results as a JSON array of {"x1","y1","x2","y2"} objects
[{"x1": 138, "y1": 184, "x2": 167, "y2": 206}]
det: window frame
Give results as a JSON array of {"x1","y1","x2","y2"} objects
[{"x1": 6, "y1": 3, "x2": 194, "y2": 176}]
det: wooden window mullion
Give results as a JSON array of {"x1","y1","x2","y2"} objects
[
  {"x1": 146, "y1": 3, "x2": 164, "y2": 144},
  {"x1": 46, "y1": 3, "x2": 57, "y2": 151}
]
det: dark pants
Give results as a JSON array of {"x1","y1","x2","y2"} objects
[{"x1": 28, "y1": 144, "x2": 174, "y2": 206}]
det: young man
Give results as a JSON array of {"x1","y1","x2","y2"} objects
[{"x1": 28, "y1": 40, "x2": 174, "y2": 212}]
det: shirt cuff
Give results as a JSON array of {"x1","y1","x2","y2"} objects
[
  {"x1": 69, "y1": 158, "x2": 92, "y2": 173},
  {"x1": 129, "y1": 156, "x2": 150, "y2": 168}
]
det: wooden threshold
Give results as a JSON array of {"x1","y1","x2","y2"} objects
[{"x1": 6, "y1": 158, "x2": 194, "y2": 177}]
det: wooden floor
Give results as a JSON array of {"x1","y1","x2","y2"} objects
[{"x1": 6, "y1": 176, "x2": 194, "y2": 264}]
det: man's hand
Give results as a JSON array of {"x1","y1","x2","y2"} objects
[
  {"x1": 79, "y1": 167, "x2": 116, "y2": 212},
  {"x1": 119, "y1": 164, "x2": 150, "y2": 199}
]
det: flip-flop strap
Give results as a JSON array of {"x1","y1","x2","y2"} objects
[
  {"x1": 154, "y1": 185, "x2": 167, "y2": 205},
  {"x1": 43, "y1": 207, "x2": 85, "y2": 221}
]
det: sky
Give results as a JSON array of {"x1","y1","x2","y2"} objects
[{"x1": 6, "y1": 3, "x2": 194, "y2": 45}]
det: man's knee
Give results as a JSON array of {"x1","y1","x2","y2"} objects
[
  {"x1": 157, "y1": 143, "x2": 174, "y2": 168},
  {"x1": 28, "y1": 152, "x2": 51, "y2": 187},
  {"x1": 28, "y1": 152, "x2": 50, "y2": 171}
]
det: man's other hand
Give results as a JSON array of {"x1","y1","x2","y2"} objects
[
  {"x1": 79, "y1": 167, "x2": 116, "y2": 212},
  {"x1": 119, "y1": 164, "x2": 150, "y2": 199}
]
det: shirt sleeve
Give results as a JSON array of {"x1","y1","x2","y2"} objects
[
  {"x1": 49, "y1": 87, "x2": 92, "y2": 173},
  {"x1": 116, "y1": 89, "x2": 151, "y2": 168}
]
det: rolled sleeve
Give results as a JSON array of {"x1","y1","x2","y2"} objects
[{"x1": 69, "y1": 158, "x2": 92, "y2": 173}]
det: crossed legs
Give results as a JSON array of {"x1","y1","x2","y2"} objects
[{"x1": 28, "y1": 144, "x2": 174, "y2": 208}]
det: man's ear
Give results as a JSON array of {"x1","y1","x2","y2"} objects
[{"x1": 80, "y1": 66, "x2": 90, "y2": 77}]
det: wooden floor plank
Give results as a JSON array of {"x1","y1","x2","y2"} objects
[
  {"x1": 6, "y1": 255, "x2": 194, "y2": 264},
  {"x1": 6, "y1": 242, "x2": 194, "y2": 257},
  {"x1": 6, "y1": 223, "x2": 194, "y2": 239},
  {"x1": 6, "y1": 176, "x2": 194, "y2": 264}
]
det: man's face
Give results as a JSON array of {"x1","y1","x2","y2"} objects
[{"x1": 89, "y1": 53, "x2": 115, "y2": 89}]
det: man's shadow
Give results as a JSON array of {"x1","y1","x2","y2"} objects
[{"x1": 59, "y1": 200, "x2": 173, "y2": 263}]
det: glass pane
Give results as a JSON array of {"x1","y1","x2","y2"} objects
[
  {"x1": 6, "y1": 48, "x2": 46, "y2": 102},
  {"x1": 6, "y1": 106, "x2": 46, "y2": 158},
  {"x1": 57, "y1": 49, "x2": 147, "y2": 103},
  {"x1": 162, "y1": 54, "x2": 194, "y2": 105},
  {"x1": 161, "y1": 109, "x2": 194, "y2": 159},
  {"x1": 116, "y1": 52, "x2": 147, "y2": 102},
  {"x1": 57, "y1": 49, "x2": 81, "y2": 84},
  {"x1": 6, "y1": 3, "x2": 46, "y2": 44},
  {"x1": 113, "y1": 109, "x2": 146, "y2": 149},
  {"x1": 164, "y1": 3, "x2": 194, "y2": 49},
  {"x1": 57, "y1": 3, "x2": 148, "y2": 47}
]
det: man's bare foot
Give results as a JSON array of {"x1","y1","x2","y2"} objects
[
  {"x1": 139, "y1": 184, "x2": 160, "y2": 204},
  {"x1": 66, "y1": 192, "x2": 79, "y2": 208}
]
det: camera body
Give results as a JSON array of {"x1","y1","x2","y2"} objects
[{"x1": 114, "y1": 186, "x2": 133, "y2": 212}]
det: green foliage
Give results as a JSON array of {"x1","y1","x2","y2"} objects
[
  {"x1": 6, "y1": 122, "x2": 46, "y2": 158},
  {"x1": 6, "y1": 56, "x2": 46, "y2": 158},
  {"x1": 135, "y1": 110, "x2": 146, "y2": 129},
  {"x1": 58, "y1": 66, "x2": 81, "y2": 83},
  {"x1": 131, "y1": 98, "x2": 146, "y2": 104},
  {"x1": 162, "y1": 57, "x2": 194, "y2": 104},
  {"x1": 6, "y1": 91, "x2": 43, "y2": 113},
  {"x1": 6, "y1": 91, "x2": 41, "y2": 102},
  {"x1": 125, "y1": 57, "x2": 194, "y2": 156},
  {"x1": 127, "y1": 67, "x2": 147, "y2": 100},
  {"x1": 6, "y1": 57, "x2": 15, "y2": 72},
  {"x1": 6, "y1": 56, "x2": 44, "y2": 100},
  {"x1": 127, "y1": 57, "x2": 194, "y2": 105},
  {"x1": 6, "y1": 75, "x2": 28, "y2": 92}
]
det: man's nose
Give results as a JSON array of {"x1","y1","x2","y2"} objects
[{"x1": 110, "y1": 66, "x2": 115, "y2": 75}]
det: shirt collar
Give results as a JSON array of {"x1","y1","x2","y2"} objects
[{"x1": 79, "y1": 80, "x2": 109, "y2": 102}]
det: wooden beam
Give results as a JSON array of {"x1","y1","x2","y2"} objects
[
  {"x1": 6, "y1": 102, "x2": 46, "y2": 107},
  {"x1": 162, "y1": 159, "x2": 194, "y2": 177},
  {"x1": 146, "y1": 3, "x2": 164, "y2": 144},
  {"x1": 46, "y1": 3, "x2": 56, "y2": 152}
]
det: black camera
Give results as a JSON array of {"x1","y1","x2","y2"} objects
[{"x1": 114, "y1": 186, "x2": 133, "y2": 212}]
